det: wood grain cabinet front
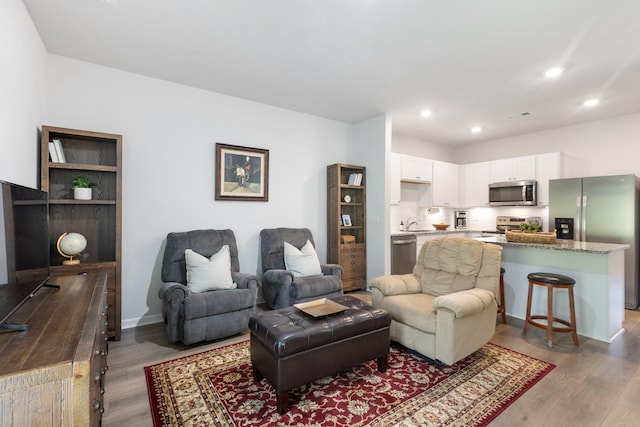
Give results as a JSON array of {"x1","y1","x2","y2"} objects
[
  {"x1": 0, "y1": 273, "x2": 108, "y2": 427},
  {"x1": 339, "y1": 244, "x2": 366, "y2": 291}
]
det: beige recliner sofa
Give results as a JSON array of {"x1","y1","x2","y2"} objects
[{"x1": 370, "y1": 236, "x2": 502, "y2": 365}]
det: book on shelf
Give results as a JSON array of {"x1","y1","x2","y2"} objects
[
  {"x1": 348, "y1": 173, "x2": 357, "y2": 185},
  {"x1": 355, "y1": 173, "x2": 363, "y2": 185},
  {"x1": 52, "y1": 139, "x2": 66, "y2": 163},
  {"x1": 48, "y1": 142, "x2": 59, "y2": 162}
]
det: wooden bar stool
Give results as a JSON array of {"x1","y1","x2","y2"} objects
[
  {"x1": 523, "y1": 272, "x2": 579, "y2": 348},
  {"x1": 497, "y1": 267, "x2": 507, "y2": 323}
]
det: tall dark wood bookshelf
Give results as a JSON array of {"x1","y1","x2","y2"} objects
[{"x1": 40, "y1": 125, "x2": 122, "y2": 340}]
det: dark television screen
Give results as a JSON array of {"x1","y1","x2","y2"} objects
[{"x1": 0, "y1": 180, "x2": 50, "y2": 327}]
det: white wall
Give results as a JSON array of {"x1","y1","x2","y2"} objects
[
  {"x1": 44, "y1": 55, "x2": 354, "y2": 327},
  {"x1": 0, "y1": 0, "x2": 47, "y2": 188},
  {"x1": 392, "y1": 134, "x2": 456, "y2": 162},
  {"x1": 453, "y1": 112, "x2": 640, "y2": 178},
  {"x1": 351, "y1": 115, "x2": 391, "y2": 281}
]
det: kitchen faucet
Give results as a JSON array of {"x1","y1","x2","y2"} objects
[{"x1": 406, "y1": 217, "x2": 418, "y2": 231}]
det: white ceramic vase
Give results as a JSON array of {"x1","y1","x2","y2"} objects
[{"x1": 74, "y1": 187, "x2": 92, "y2": 200}]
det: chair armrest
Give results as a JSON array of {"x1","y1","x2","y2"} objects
[
  {"x1": 158, "y1": 282, "x2": 190, "y2": 343},
  {"x1": 433, "y1": 288, "x2": 495, "y2": 318},
  {"x1": 369, "y1": 274, "x2": 420, "y2": 296},
  {"x1": 158, "y1": 281, "x2": 190, "y2": 300},
  {"x1": 232, "y1": 272, "x2": 260, "y2": 291},
  {"x1": 321, "y1": 263, "x2": 343, "y2": 277},
  {"x1": 263, "y1": 269, "x2": 295, "y2": 283},
  {"x1": 261, "y1": 269, "x2": 295, "y2": 309}
]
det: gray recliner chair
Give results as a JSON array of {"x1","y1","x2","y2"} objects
[
  {"x1": 159, "y1": 229, "x2": 259, "y2": 345},
  {"x1": 260, "y1": 227, "x2": 343, "y2": 309}
]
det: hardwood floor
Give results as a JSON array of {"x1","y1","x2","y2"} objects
[{"x1": 102, "y1": 296, "x2": 640, "y2": 426}]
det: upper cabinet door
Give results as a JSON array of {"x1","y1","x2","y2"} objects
[
  {"x1": 401, "y1": 155, "x2": 432, "y2": 183},
  {"x1": 490, "y1": 155, "x2": 536, "y2": 182},
  {"x1": 535, "y1": 152, "x2": 561, "y2": 206},
  {"x1": 462, "y1": 161, "x2": 490, "y2": 207},
  {"x1": 432, "y1": 160, "x2": 459, "y2": 207}
]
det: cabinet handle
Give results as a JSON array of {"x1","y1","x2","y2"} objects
[{"x1": 93, "y1": 400, "x2": 101, "y2": 410}]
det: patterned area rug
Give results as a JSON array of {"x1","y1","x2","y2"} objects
[{"x1": 145, "y1": 340, "x2": 553, "y2": 426}]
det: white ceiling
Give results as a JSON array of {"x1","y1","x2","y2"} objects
[{"x1": 23, "y1": 0, "x2": 640, "y2": 145}]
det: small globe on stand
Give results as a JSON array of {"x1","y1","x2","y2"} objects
[{"x1": 56, "y1": 232, "x2": 87, "y2": 265}]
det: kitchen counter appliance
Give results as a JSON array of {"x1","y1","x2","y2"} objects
[
  {"x1": 481, "y1": 216, "x2": 542, "y2": 237},
  {"x1": 454, "y1": 210, "x2": 467, "y2": 229},
  {"x1": 549, "y1": 174, "x2": 639, "y2": 309}
]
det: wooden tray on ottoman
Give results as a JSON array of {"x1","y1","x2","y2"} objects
[
  {"x1": 505, "y1": 229, "x2": 557, "y2": 244},
  {"x1": 294, "y1": 298, "x2": 349, "y2": 317}
]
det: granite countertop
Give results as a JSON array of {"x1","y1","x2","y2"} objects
[
  {"x1": 477, "y1": 236, "x2": 629, "y2": 254},
  {"x1": 391, "y1": 229, "x2": 472, "y2": 237}
]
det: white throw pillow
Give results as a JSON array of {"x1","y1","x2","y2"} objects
[
  {"x1": 284, "y1": 239, "x2": 323, "y2": 277},
  {"x1": 185, "y1": 246, "x2": 237, "y2": 293}
]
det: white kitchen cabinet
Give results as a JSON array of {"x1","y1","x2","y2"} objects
[
  {"x1": 432, "y1": 160, "x2": 459, "y2": 207},
  {"x1": 390, "y1": 153, "x2": 401, "y2": 205},
  {"x1": 490, "y1": 156, "x2": 536, "y2": 182},
  {"x1": 401, "y1": 155, "x2": 432, "y2": 183},
  {"x1": 462, "y1": 161, "x2": 490, "y2": 207},
  {"x1": 535, "y1": 152, "x2": 562, "y2": 206}
]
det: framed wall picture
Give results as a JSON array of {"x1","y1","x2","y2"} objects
[
  {"x1": 215, "y1": 143, "x2": 269, "y2": 201},
  {"x1": 342, "y1": 214, "x2": 352, "y2": 227}
]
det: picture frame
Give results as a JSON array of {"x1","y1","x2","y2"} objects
[
  {"x1": 342, "y1": 214, "x2": 352, "y2": 227},
  {"x1": 215, "y1": 143, "x2": 269, "y2": 201}
]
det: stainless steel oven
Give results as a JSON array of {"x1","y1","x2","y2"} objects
[{"x1": 488, "y1": 180, "x2": 537, "y2": 206}]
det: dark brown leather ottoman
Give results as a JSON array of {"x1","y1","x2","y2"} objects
[{"x1": 249, "y1": 295, "x2": 391, "y2": 414}]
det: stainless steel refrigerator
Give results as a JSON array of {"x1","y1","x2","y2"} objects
[{"x1": 549, "y1": 174, "x2": 639, "y2": 309}]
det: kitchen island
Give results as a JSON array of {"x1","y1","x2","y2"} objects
[{"x1": 479, "y1": 236, "x2": 629, "y2": 343}]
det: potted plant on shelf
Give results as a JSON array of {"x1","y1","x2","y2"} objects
[{"x1": 72, "y1": 175, "x2": 93, "y2": 200}]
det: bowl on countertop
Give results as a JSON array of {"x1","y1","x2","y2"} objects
[{"x1": 433, "y1": 223, "x2": 450, "y2": 230}]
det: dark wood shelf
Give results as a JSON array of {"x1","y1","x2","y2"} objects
[
  {"x1": 49, "y1": 163, "x2": 118, "y2": 172},
  {"x1": 40, "y1": 125, "x2": 122, "y2": 341},
  {"x1": 49, "y1": 199, "x2": 117, "y2": 205}
]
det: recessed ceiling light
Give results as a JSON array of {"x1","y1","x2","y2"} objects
[
  {"x1": 544, "y1": 67, "x2": 564, "y2": 78},
  {"x1": 470, "y1": 126, "x2": 483, "y2": 133},
  {"x1": 583, "y1": 98, "x2": 600, "y2": 107},
  {"x1": 419, "y1": 110, "x2": 433, "y2": 118}
]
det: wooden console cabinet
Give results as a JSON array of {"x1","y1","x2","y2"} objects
[
  {"x1": 40, "y1": 125, "x2": 122, "y2": 340},
  {"x1": 327, "y1": 163, "x2": 367, "y2": 291},
  {"x1": 0, "y1": 273, "x2": 108, "y2": 427}
]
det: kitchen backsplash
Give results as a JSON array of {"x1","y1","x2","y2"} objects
[{"x1": 390, "y1": 203, "x2": 549, "y2": 233}]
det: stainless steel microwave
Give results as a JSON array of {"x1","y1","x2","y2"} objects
[{"x1": 488, "y1": 180, "x2": 537, "y2": 206}]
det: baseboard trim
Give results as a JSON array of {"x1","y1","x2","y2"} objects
[{"x1": 122, "y1": 313, "x2": 163, "y2": 330}]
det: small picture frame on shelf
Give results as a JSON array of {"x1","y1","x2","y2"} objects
[{"x1": 342, "y1": 214, "x2": 352, "y2": 227}]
